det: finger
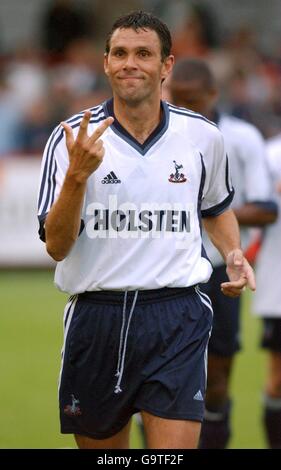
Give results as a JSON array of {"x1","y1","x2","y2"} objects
[
  {"x1": 242, "y1": 260, "x2": 256, "y2": 291},
  {"x1": 95, "y1": 147, "x2": 105, "y2": 160},
  {"x1": 88, "y1": 116, "x2": 114, "y2": 145},
  {"x1": 88, "y1": 140, "x2": 104, "y2": 158},
  {"x1": 61, "y1": 122, "x2": 74, "y2": 152},
  {"x1": 94, "y1": 139, "x2": 104, "y2": 150},
  {"x1": 221, "y1": 288, "x2": 241, "y2": 298},
  {"x1": 221, "y1": 277, "x2": 247, "y2": 290},
  {"x1": 221, "y1": 283, "x2": 245, "y2": 297},
  {"x1": 221, "y1": 288, "x2": 244, "y2": 298},
  {"x1": 246, "y1": 269, "x2": 256, "y2": 291},
  {"x1": 221, "y1": 283, "x2": 245, "y2": 293},
  {"x1": 222, "y1": 268, "x2": 256, "y2": 294},
  {"x1": 76, "y1": 111, "x2": 92, "y2": 143}
]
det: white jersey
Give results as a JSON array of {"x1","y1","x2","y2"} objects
[
  {"x1": 200, "y1": 113, "x2": 272, "y2": 267},
  {"x1": 253, "y1": 134, "x2": 281, "y2": 317},
  {"x1": 37, "y1": 100, "x2": 233, "y2": 294}
]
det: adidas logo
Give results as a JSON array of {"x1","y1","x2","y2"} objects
[
  {"x1": 101, "y1": 171, "x2": 121, "y2": 184},
  {"x1": 193, "y1": 390, "x2": 204, "y2": 401}
]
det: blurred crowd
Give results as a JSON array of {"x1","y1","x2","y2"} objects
[{"x1": 1, "y1": 0, "x2": 281, "y2": 157}]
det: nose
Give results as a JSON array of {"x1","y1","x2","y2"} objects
[{"x1": 123, "y1": 53, "x2": 138, "y2": 70}]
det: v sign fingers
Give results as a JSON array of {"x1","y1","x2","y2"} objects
[
  {"x1": 61, "y1": 115, "x2": 114, "y2": 183},
  {"x1": 61, "y1": 122, "x2": 74, "y2": 153},
  {"x1": 76, "y1": 111, "x2": 92, "y2": 144},
  {"x1": 88, "y1": 116, "x2": 114, "y2": 146}
]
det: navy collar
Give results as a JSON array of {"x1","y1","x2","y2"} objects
[{"x1": 103, "y1": 98, "x2": 169, "y2": 156}]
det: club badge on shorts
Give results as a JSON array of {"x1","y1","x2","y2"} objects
[{"x1": 64, "y1": 394, "x2": 82, "y2": 416}]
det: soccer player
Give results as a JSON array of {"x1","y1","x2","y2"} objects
[
  {"x1": 253, "y1": 133, "x2": 281, "y2": 448},
  {"x1": 168, "y1": 58, "x2": 278, "y2": 449},
  {"x1": 37, "y1": 11, "x2": 255, "y2": 449}
]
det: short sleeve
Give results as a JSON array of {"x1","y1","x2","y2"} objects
[
  {"x1": 37, "y1": 125, "x2": 69, "y2": 241},
  {"x1": 241, "y1": 126, "x2": 272, "y2": 202},
  {"x1": 201, "y1": 129, "x2": 234, "y2": 217},
  {"x1": 267, "y1": 137, "x2": 281, "y2": 182}
]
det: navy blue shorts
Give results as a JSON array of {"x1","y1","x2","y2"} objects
[
  {"x1": 59, "y1": 286, "x2": 213, "y2": 439},
  {"x1": 261, "y1": 318, "x2": 281, "y2": 352},
  {"x1": 200, "y1": 265, "x2": 241, "y2": 357}
]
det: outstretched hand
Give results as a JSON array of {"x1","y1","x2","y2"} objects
[
  {"x1": 221, "y1": 248, "x2": 256, "y2": 298},
  {"x1": 61, "y1": 111, "x2": 114, "y2": 183}
]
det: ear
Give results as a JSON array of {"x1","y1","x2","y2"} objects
[
  {"x1": 161, "y1": 55, "x2": 175, "y2": 82},
  {"x1": 104, "y1": 53, "x2": 109, "y2": 76}
]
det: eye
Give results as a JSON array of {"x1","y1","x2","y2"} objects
[
  {"x1": 138, "y1": 50, "x2": 151, "y2": 57},
  {"x1": 113, "y1": 49, "x2": 125, "y2": 57}
]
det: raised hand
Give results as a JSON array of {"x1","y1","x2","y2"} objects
[
  {"x1": 61, "y1": 111, "x2": 114, "y2": 183},
  {"x1": 221, "y1": 248, "x2": 256, "y2": 298}
]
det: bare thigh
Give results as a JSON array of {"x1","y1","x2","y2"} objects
[
  {"x1": 74, "y1": 420, "x2": 131, "y2": 449},
  {"x1": 141, "y1": 410, "x2": 201, "y2": 449}
]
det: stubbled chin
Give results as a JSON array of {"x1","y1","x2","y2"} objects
[{"x1": 116, "y1": 86, "x2": 146, "y2": 103}]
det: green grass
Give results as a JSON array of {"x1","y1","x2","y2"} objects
[
  {"x1": 229, "y1": 292, "x2": 267, "y2": 449},
  {"x1": 0, "y1": 270, "x2": 267, "y2": 448}
]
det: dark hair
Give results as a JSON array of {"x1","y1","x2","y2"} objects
[
  {"x1": 172, "y1": 58, "x2": 216, "y2": 90},
  {"x1": 105, "y1": 10, "x2": 172, "y2": 61}
]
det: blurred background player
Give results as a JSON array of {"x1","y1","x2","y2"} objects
[
  {"x1": 166, "y1": 58, "x2": 278, "y2": 449},
  {"x1": 253, "y1": 133, "x2": 281, "y2": 448}
]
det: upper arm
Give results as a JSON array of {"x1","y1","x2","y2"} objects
[{"x1": 201, "y1": 129, "x2": 234, "y2": 218}]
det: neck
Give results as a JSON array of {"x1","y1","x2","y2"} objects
[
  {"x1": 206, "y1": 109, "x2": 219, "y2": 123},
  {"x1": 112, "y1": 95, "x2": 162, "y2": 144}
]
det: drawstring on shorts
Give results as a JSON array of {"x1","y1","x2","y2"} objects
[
  {"x1": 114, "y1": 290, "x2": 138, "y2": 394},
  {"x1": 77, "y1": 286, "x2": 197, "y2": 395}
]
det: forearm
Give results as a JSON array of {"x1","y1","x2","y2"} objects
[
  {"x1": 202, "y1": 209, "x2": 241, "y2": 262},
  {"x1": 45, "y1": 173, "x2": 87, "y2": 261}
]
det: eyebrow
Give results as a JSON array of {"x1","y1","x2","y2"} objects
[{"x1": 111, "y1": 45, "x2": 153, "y2": 51}]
